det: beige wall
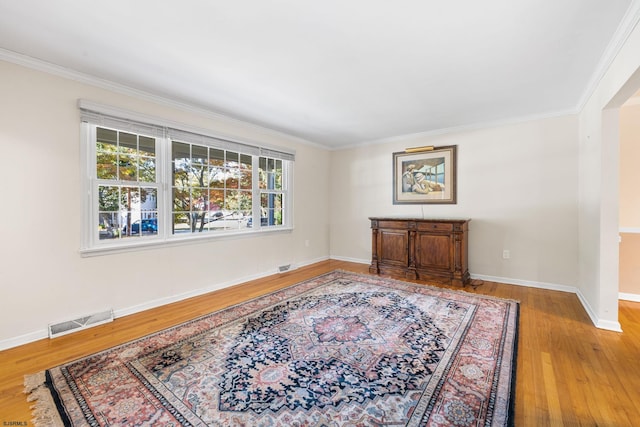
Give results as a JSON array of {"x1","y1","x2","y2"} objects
[
  {"x1": 619, "y1": 101, "x2": 640, "y2": 296},
  {"x1": 0, "y1": 60, "x2": 331, "y2": 349},
  {"x1": 3, "y1": 15, "x2": 640, "y2": 347},
  {"x1": 329, "y1": 116, "x2": 580, "y2": 288},
  {"x1": 619, "y1": 233, "x2": 640, "y2": 295},
  {"x1": 619, "y1": 102, "x2": 640, "y2": 228}
]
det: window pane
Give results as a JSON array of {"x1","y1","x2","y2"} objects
[
  {"x1": 225, "y1": 168, "x2": 239, "y2": 188},
  {"x1": 240, "y1": 154, "x2": 252, "y2": 190},
  {"x1": 172, "y1": 141, "x2": 190, "y2": 161},
  {"x1": 173, "y1": 164, "x2": 189, "y2": 187},
  {"x1": 189, "y1": 165, "x2": 207, "y2": 186},
  {"x1": 97, "y1": 127, "x2": 118, "y2": 146},
  {"x1": 192, "y1": 187, "x2": 206, "y2": 212},
  {"x1": 275, "y1": 159, "x2": 283, "y2": 190},
  {"x1": 96, "y1": 129, "x2": 118, "y2": 180},
  {"x1": 209, "y1": 189, "x2": 224, "y2": 211},
  {"x1": 237, "y1": 190, "x2": 252, "y2": 212},
  {"x1": 119, "y1": 132, "x2": 137, "y2": 154},
  {"x1": 205, "y1": 209, "x2": 247, "y2": 231},
  {"x1": 226, "y1": 151, "x2": 239, "y2": 165},
  {"x1": 258, "y1": 157, "x2": 267, "y2": 189},
  {"x1": 173, "y1": 187, "x2": 191, "y2": 211},
  {"x1": 274, "y1": 194, "x2": 283, "y2": 224},
  {"x1": 141, "y1": 187, "x2": 157, "y2": 210},
  {"x1": 139, "y1": 135, "x2": 155, "y2": 157},
  {"x1": 98, "y1": 212, "x2": 121, "y2": 240},
  {"x1": 192, "y1": 145, "x2": 207, "y2": 165},
  {"x1": 97, "y1": 151, "x2": 117, "y2": 180},
  {"x1": 98, "y1": 186, "x2": 120, "y2": 211},
  {"x1": 120, "y1": 187, "x2": 140, "y2": 211},
  {"x1": 119, "y1": 154, "x2": 137, "y2": 181},
  {"x1": 139, "y1": 157, "x2": 156, "y2": 183},
  {"x1": 173, "y1": 213, "x2": 190, "y2": 234},
  {"x1": 225, "y1": 190, "x2": 240, "y2": 211},
  {"x1": 138, "y1": 215, "x2": 158, "y2": 236},
  {"x1": 209, "y1": 148, "x2": 224, "y2": 167},
  {"x1": 209, "y1": 166, "x2": 225, "y2": 188},
  {"x1": 122, "y1": 209, "x2": 140, "y2": 237}
]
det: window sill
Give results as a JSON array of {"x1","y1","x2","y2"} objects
[{"x1": 80, "y1": 226, "x2": 293, "y2": 257}]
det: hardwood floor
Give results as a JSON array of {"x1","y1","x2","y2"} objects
[{"x1": 1, "y1": 259, "x2": 639, "y2": 426}]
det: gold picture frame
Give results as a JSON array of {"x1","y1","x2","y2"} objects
[{"x1": 393, "y1": 145, "x2": 457, "y2": 204}]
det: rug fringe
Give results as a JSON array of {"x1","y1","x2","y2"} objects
[{"x1": 24, "y1": 373, "x2": 66, "y2": 427}]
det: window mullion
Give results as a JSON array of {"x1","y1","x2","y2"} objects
[
  {"x1": 252, "y1": 155, "x2": 260, "y2": 229},
  {"x1": 160, "y1": 135, "x2": 171, "y2": 239}
]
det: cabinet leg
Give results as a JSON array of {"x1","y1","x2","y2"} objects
[{"x1": 369, "y1": 262, "x2": 379, "y2": 274}]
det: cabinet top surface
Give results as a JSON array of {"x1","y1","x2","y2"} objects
[{"x1": 369, "y1": 217, "x2": 470, "y2": 223}]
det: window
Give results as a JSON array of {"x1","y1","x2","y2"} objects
[
  {"x1": 259, "y1": 157, "x2": 285, "y2": 226},
  {"x1": 171, "y1": 141, "x2": 252, "y2": 234},
  {"x1": 95, "y1": 127, "x2": 159, "y2": 240},
  {"x1": 81, "y1": 103, "x2": 294, "y2": 254}
]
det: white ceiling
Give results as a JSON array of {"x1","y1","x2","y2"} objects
[{"x1": 0, "y1": 1, "x2": 638, "y2": 149}]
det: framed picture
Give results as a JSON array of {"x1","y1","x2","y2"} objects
[{"x1": 393, "y1": 145, "x2": 457, "y2": 204}]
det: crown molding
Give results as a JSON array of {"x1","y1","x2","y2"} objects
[
  {"x1": 576, "y1": 0, "x2": 640, "y2": 111},
  {"x1": 0, "y1": 48, "x2": 325, "y2": 150},
  {"x1": 337, "y1": 108, "x2": 578, "y2": 151}
]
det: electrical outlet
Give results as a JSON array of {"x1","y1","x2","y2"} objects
[
  {"x1": 503, "y1": 250, "x2": 510, "y2": 259},
  {"x1": 305, "y1": 239, "x2": 310, "y2": 247}
]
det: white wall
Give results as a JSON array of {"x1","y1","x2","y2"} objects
[
  {"x1": 329, "y1": 116, "x2": 580, "y2": 289},
  {"x1": 0, "y1": 60, "x2": 331, "y2": 349},
  {"x1": 578, "y1": 18, "x2": 640, "y2": 331}
]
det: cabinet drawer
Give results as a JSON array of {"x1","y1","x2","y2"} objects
[
  {"x1": 377, "y1": 220, "x2": 408, "y2": 230},
  {"x1": 416, "y1": 222, "x2": 453, "y2": 232}
]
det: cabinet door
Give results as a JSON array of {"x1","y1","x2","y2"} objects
[
  {"x1": 378, "y1": 229, "x2": 409, "y2": 266},
  {"x1": 415, "y1": 232, "x2": 451, "y2": 270}
]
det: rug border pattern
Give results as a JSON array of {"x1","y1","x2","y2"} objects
[{"x1": 25, "y1": 270, "x2": 519, "y2": 426}]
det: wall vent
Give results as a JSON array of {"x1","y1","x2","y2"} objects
[
  {"x1": 48, "y1": 309, "x2": 114, "y2": 338},
  {"x1": 278, "y1": 264, "x2": 292, "y2": 273}
]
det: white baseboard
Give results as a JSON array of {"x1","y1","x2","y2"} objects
[
  {"x1": 575, "y1": 289, "x2": 623, "y2": 332},
  {"x1": 0, "y1": 256, "x2": 332, "y2": 352},
  {"x1": 329, "y1": 255, "x2": 370, "y2": 265},
  {"x1": 619, "y1": 228, "x2": 640, "y2": 233},
  {"x1": 470, "y1": 273, "x2": 578, "y2": 294},
  {"x1": 1, "y1": 258, "x2": 626, "y2": 351},
  {"x1": 619, "y1": 292, "x2": 640, "y2": 302},
  {"x1": 471, "y1": 274, "x2": 623, "y2": 332},
  {"x1": 114, "y1": 255, "x2": 330, "y2": 319},
  {"x1": 0, "y1": 330, "x2": 49, "y2": 351}
]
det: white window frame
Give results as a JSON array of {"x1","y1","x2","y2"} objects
[{"x1": 79, "y1": 101, "x2": 294, "y2": 256}]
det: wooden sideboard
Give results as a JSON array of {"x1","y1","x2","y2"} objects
[{"x1": 369, "y1": 217, "x2": 470, "y2": 286}]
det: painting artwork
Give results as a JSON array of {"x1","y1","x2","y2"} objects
[{"x1": 393, "y1": 145, "x2": 457, "y2": 204}]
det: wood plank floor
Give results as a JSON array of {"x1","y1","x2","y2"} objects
[{"x1": 1, "y1": 259, "x2": 639, "y2": 426}]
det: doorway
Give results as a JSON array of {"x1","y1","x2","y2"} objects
[{"x1": 618, "y1": 91, "x2": 640, "y2": 302}]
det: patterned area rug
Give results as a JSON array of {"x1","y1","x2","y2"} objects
[{"x1": 25, "y1": 271, "x2": 519, "y2": 426}]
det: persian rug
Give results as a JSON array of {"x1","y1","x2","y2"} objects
[{"x1": 25, "y1": 270, "x2": 519, "y2": 426}]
